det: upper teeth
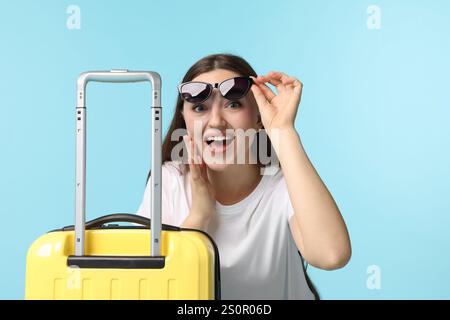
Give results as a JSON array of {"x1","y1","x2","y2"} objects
[{"x1": 206, "y1": 136, "x2": 232, "y2": 142}]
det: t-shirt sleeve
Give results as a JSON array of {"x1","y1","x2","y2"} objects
[{"x1": 135, "y1": 165, "x2": 176, "y2": 225}]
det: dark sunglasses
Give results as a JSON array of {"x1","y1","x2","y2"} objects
[{"x1": 177, "y1": 76, "x2": 254, "y2": 104}]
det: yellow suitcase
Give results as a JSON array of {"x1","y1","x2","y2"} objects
[
  {"x1": 25, "y1": 214, "x2": 220, "y2": 300},
  {"x1": 25, "y1": 70, "x2": 220, "y2": 300}
]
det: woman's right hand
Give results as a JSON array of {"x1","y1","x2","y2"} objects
[{"x1": 181, "y1": 134, "x2": 216, "y2": 230}]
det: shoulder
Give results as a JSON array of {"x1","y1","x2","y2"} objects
[
  {"x1": 161, "y1": 161, "x2": 188, "y2": 191},
  {"x1": 163, "y1": 160, "x2": 185, "y2": 176},
  {"x1": 262, "y1": 165, "x2": 292, "y2": 207},
  {"x1": 261, "y1": 165, "x2": 286, "y2": 191},
  {"x1": 262, "y1": 165, "x2": 296, "y2": 221}
]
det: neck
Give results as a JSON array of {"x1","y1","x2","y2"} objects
[{"x1": 207, "y1": 164, "x2": 262, "y2": 206}]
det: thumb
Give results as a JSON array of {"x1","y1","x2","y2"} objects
[{"x1": 250, "y1": 81, "x2": 270, "y2": 110}]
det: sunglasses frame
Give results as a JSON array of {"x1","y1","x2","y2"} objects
[{"x1": 177, "y1": 76, "x2": 254, "y2": 104}]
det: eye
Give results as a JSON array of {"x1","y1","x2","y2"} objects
[
  {"x1": 192, "y1": 104, "x2": 206, "y2": 113},
  {"x1": 227, "y1": 101, "x2": 242, "y2": 109}
]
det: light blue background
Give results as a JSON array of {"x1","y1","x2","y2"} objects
[{"x1": 1, "y1": 0, "x2": 449, "y2": 299}]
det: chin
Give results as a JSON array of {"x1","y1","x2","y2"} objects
[
  {"x1": 202, "y1": 151, "x2": 236, "y2": 171},
  {"x1": 204, "y1": 162, "x2": 230, "y2": 171}
]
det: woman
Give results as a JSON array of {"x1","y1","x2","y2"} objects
[{"x1": 137, "y1": 53, "x2": 351, "y2": 299}]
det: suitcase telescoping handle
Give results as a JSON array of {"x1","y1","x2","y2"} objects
[{"x1": 74, "y1": 70, "x2": 162, "y2": 257}]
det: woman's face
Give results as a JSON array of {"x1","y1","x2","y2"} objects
[{"x1": 181, "y1": 69, "x2": 262, "y2": 171}]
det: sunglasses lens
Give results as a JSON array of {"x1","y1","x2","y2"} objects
[
  {"x1": 180, "y1": 82, "x2": 211, "y2": 103},
  {"x1": 220, "y1": 77, "x2": 252, "y2": 100}
]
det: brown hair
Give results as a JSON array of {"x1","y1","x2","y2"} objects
[{"x1": 146, "y1": 53, "x2": 275, "y2": 183}]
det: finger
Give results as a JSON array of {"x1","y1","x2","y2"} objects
[
  {"x1": 183, "y1": 134, "x2": 192, "y2": 160},
  {"x1": 278, "y1": 74, "x2": 302, "y2": 93},
  {"x1": 267, "y1": 71, "x2": 295, "y2": 86},
  {"x1": 195, "y1": 137, "x2": 204, "y2": 163},
  {"x1": 250, "y1": 81, "x2": 271, "y2": 109},
  {"x1": 285, "y1": 76, "x2": 300, "y2": 89},
  {"x1": 257, "y1": 76, "x2": 286, "y2": 97},
  {"x1": 250, "y1": 76, "x2": 276, "y2": 103},
  {"x1": 191, "y1": 139, "x2": 209, "y2": 183},
  {"x1": 293, "y1": 79, "x2": 303, "y2": 94},
  {"x1": 258, "y1": 74, "x2": 291, "y2": 97},
  {"x1": 190, "y1": 134, "x2": 196, "y2": 162},
  {"x1": 263, "y1": 72, "x2": 284, "y2": 85},
  {"x1": 268, "y1": 72, "x2": 300, "y2": 95},
  {"x1": 190, "y1": 143, "x2": 203, "y2": 180},
  {"x1": 257, "y1": 75, "x2": 283, "y2": 90},
  {"x1": 192, "y1": 136, "x2": 203, "y2": 165},
  {"x1": 184, "y1": 135, "x2": 202, "y2": 179}
]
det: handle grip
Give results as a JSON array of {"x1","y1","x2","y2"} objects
[
  {"x1": 60, "y1": 213, "x2": 180, "y2": 231},
  {"x1": 76, "y1": 69, "x2": 161, "y2": 108},
  {"x1": 86, "y1": 213, "x2": 152, "y2": 228}
]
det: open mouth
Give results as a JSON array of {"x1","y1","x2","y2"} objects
[{"x1": 204, "y1": 135, "x2": 235, "y2": 154}]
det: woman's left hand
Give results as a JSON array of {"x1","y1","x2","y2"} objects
[{"x1": 250, "y1": 71, "x2": 303, "y2": 135}]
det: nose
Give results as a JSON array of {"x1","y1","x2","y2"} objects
[{"x1": 206, "y1": 92, "x2": 227, "y2": 129}]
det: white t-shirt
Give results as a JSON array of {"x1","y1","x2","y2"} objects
[{"x1": 136, "y1": 161, "x2": 315, "y2": 300}]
